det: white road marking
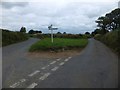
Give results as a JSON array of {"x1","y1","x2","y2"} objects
[
  {"x1": 51, "y1": 66, "x2": 59, "y2": 71},
  {"x1": 64, "y1": 57, "x2": 72, "y2": 62},
  {"x1": 10, "y1": 79, "x2": 26, "y2": 88},
  {"x1": 39, "y1": 73, "x2": 51, "y2": 80},
  {"x1": 68, "y1": 57, "x2": 72, "y2": 59},
  {"x1": 20, "y1": 79, "x2": 26, "y2": 82},
  {"x1": 10, "y1": 82, "x2": 20, "y2": 88},
  {"x1": 41, "y1": 67, "x2": 46, "y2": 70},
  {"x1": 59, "y1": 62, "x2": 65, "y2": 66},
  {"x1": 47, "y1": 65, "x2": 50, "y2": 67},
  {"x1": 27, "y1": 82, "x2": 38, "y2": 88},
  {"x1": 41, "y1": 64, "x2": 50, "y2": 70},
  {"x1": 56, "y1": 58, "x2": 61, "y2": 61},
  {"x1": 50, "y1": 61, "x2": 56, "y2": 64},
  {"x1": 64, "y1": 59, "x2": 69, "y2": 62},
  {"x1": 28, "y1": 70, "x2": 40, "y2": 77}
]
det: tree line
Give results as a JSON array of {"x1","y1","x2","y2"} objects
[
  {"x1": 92, "y1": 8, "x2": 120, "y2": 35},
  {"x1": 2, "y1": 29, "x2": 28, "y2": 46},
  {"x1": 20, "y1": 27, "x2": 42, "y2": 34},
  {"x1": 93, "y1": 8, "x2": 120, "y2": 55},
  {"x1": 20, "y1": 26, "x2": 91, "y2": 35}
]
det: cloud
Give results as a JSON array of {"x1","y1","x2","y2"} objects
[
  {"x1": 0, "y1": 0, "x2": 118, "y2": 34},
  {"x1": 1, "y1": 2, "x2": 29, "y2": 9},
  {"x1": 118, "y1": 1, "x2": 120, "y2": 8}
]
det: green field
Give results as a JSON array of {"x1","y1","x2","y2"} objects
[{"x1": 29, "y1": 38, "x2": 88, "y2": 52}]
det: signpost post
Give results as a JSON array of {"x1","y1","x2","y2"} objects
[{"x1": 48, "y1": 24, "x2": 58, "y2": 43}]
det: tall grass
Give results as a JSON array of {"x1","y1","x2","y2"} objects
[{"x1": 29, "y1": 38, "x2": 88, "y2": 52}]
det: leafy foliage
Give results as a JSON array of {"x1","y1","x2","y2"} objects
[
  {"x1": 85, "y1": 32, "x2": 90, "y2": 35},
  {"x1": 95, "y1": 30, "x2": 119, "y2": 55},
  {"x1": 28, "y1": 29, "x2": 42, "y2": 34},
  {"x1": 93, "y1": 8, "x2": 120, "y2": 55},
  {"x1": 36, "y1": 33, "x2": 91, "y2": 39},
  {"x1": 2, "y1": 29, "x2": 28, "y2": 46},
  {"x1": 57, "y1": 32, "x2": 62, "y2": 34},
  {"x1": 94, "y1": 8, "x2": 120, "y2": 35},
  {"x1": 20, "y1": 27, "x2": 26, "y2": 33}
]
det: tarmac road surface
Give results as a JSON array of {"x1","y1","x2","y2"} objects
[{"x1": 2, "y1": 38, "x2": 118, "y2": 88}]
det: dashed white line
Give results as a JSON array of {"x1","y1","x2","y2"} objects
[
  {"x1": 41, "y1": 67, "x2": 46, "y2": 70},
  {"x1": 59, "y1": 62, "x2": 65, "y2": 66},
  {"x1": 10, "y1": 79, "x2": 26, "y2": 88},
  {"x1": 50, "y1": 61, "x2": 56, "y2": 64},
  {"x1": 68, "y1": 57, "x2": 72, "y2": 59},
  {"x1": 41, "y1": 64, "x2": 50, "y2": 70},
  {"x1": 20, "y1": 79, "x2": 26, "y2": 82},
  {"x1": 10, "y1": 82, "x2": 20, "y2": 88},
  {"x1": 39, "y1": 73, "x2": 51, "y2": 80},
  {"x1": 27, "y1": 82, "x2": 38, "y2": 88},
  {"x1": 47, "y1": 65, "x2": 50, "y2": 67},
  {"x1": 56, "y1": 58, "x2": 61, "y2": 61},
  {"x1": 51, "y1": 66, "x2": 59, "y2": 71},
  {"x1": 28, "y1": 70, "x2": 40, "y2": 77},
  {"x1": 64, "y1": 59, "x2": 69, "y2": 62}
]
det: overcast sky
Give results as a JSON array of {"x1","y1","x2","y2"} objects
[{"x1": 0, "y1": 0, "x2": 119, "y2": 34}]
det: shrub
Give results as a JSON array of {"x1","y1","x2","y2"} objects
[
  {"x1": 102, "y1": 30, "x2": 119, "y2": 54},
  {"x1": 94, "y1": 29, "x2": 120, "y2": 55},
  {"x1": 36, "y1": 33, "x2": 89, "y2": 39},
  {"x1": 2, "y1": 30, "x2": 28, "y2": 46},
  {"x1": 94, "y1": 34, "x2": 103, "y2": 40}
]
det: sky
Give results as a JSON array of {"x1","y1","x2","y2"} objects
[{"x1": 0, "y1": 0, "x2": 119, "y2": 34}]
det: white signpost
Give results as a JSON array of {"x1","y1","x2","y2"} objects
[{"x1": 48, "y1": 24, "x2": 58, "y2": 43}]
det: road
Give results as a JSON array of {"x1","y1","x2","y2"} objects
[{"x1": 2, "y1": 38, "x2": 118, "y2": 88}]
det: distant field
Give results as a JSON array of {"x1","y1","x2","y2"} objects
[{"x1": 29, "y1": 38, "x2": 88, "y2": 52}]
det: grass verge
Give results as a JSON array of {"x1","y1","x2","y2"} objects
[{"x1": 29, "y1": 38, "x2": 88, "y2": 52}]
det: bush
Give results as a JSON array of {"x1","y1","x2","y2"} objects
[
  {"x1": 102, "y1": 30, "x2": 119, "y2": 54},
  {"x1": 35, "y1": 33, "x2": 90, "y2": 39},
  {"x1": 94, "y1": 34, "x2": 103, "y2": 40},
  {"x1": 2, "y1": 29, "x2": 28, "y2": 46},
  {"x1": 94, "y1": 29, "x2": 120, "y2": 55}
]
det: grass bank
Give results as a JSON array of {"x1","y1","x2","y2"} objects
[{"x1": 29, "y1": 38, "x2": 88, "y2": 52}]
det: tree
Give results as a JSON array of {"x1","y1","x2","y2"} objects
[
  {"x1": 57, "y1": 32, "x2": 61, "y2": 34},
  {"x1": 20, "y1": 27, "x2": 26, "y2": 33},
  {"x1": 38, "y1": 31, "x2": 42, "y2": 34},
  {"x1": 28, "y1": 29, "x2": 34, "y2": 34},
  {"x1": 91, "y1": 32, "x2": 95, "y2": 36},
  {"x1": 106, "y1": 8, "x2": 120, "y2": 30},
  {"x1": 28, "y1": 30, "x2": 42, "y2": 34},
  {"x1": 63, "y1": 32, "x2": 66, "y2": 34},
  {"x1": 35, "y1": 31, "x2": 39, "y2": 33},
  {"x1": 95, "y1": 16, "x2": 109, "y2": 34},
  {"x1": 85, "y1": 32, "x2": 90, "y2": 35},
  {"x1": 95, "y1": 8, "x2": 120, "y2": 34}
]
